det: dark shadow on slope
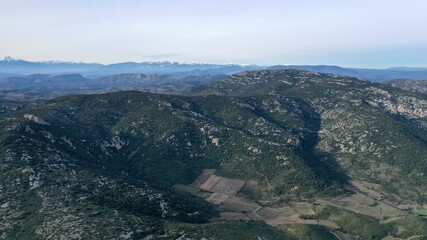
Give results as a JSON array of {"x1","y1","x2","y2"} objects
[{"x1": 252, "y1": 99, "x2": 350, "y2": 195}]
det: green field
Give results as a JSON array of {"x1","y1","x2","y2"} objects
[{"x1": 415, "y1": 208, "x2": 427, "y2": 216}]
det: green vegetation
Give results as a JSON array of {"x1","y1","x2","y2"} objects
[
  {"x1": 315, "y1": 206, "x2": 393, "y2": 239},
  {"x1": 390, "y1": 216, "x2": 427, "y2": 238},
  {"x1": 277, "y1": 224, "x2": 337, "y2": 240},
  {"x1": 1, "y1": 69, "x2": 427, "y2": 238},
  {"x1": 196, "y1": 69, "x2": 427, "y2": 203},
  {"x1": 164, "y1": 221, "x2": 335, "y2": 240},
  {"x1": 415, "y1": 208, "x2": 427, "y2": 216}
]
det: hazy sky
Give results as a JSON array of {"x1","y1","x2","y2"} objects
[{"x1": 1, "y1": 0, "x2": 426, "y2": 68}]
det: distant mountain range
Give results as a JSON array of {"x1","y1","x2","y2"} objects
[
  {"x1": 1, "y1": 56, "x2": 427, "y2": 82},
  {"x1": 268, "y1": 65, "x2": 427, "y2": 82},
  {"x1": 0, "y1": 73, "x2": 226, "y2": 100},
  {"x1": 0, "y1": 56, "x2": 263, "y2": 78}
]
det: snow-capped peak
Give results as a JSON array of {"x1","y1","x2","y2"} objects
[{"x1": 1, "y1": 56, "x2": 24, "y2": 62}]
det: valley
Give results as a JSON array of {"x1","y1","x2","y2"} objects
[
  {"x1": 176, "y1": 169, "x2": 426, "y2": 240},
  {"x1": 1, "y1": 70, "x2": 427, "y2": 239},
  {"x1": 3, "y1": 0, "x2": 427, "y2": 238}
]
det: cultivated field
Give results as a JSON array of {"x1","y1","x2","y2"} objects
[{"x1": 175, "y1": 169, "x2": 426, "y2": 239}]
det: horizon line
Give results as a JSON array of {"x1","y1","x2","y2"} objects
[{"x1": 1, "y1": 56, "x2": 426, "y2": 70}]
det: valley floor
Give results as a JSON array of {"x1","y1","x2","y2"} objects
[{"x1": 175, "y1": 169, "x2": 427, "y2": 240}]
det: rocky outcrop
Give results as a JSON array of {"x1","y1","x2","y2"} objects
[{"x1": 24, "y1": 114, "x2": 50, "y2": 125}]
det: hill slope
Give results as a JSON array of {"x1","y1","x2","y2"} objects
[
  {"x1": 0, "y1": 90, "x2": 348, "y2": 239},
  {"x1": 196, "y1": 69, "x2": 427, "y2": 203},
  {"x1": 385, "y1": 79, "x2": 427, "y2": 94},
  {"x1": 1, "y1": 69, "x2": 427, "y2": 239}
]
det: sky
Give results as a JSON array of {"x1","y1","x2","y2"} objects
[{"x1": 0, "y1": 0, "x2": 427, "y2": 68}]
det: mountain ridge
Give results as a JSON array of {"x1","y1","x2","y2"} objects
[
  {"x1": 2, "y1": 56, "x2": 427, "y2": 82},
  {"x1": 0, "y1": 56, "x2": 263, "y2": 78},
  {"x1": 1, "y1": 69, "x2": 427, "y2": 239},
  {"x1": 384, "y1": 79, "x2": 427, "y2": 94},
  {"x1": 0, "y1": 73, "x2": 227, "y2": 101}
]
